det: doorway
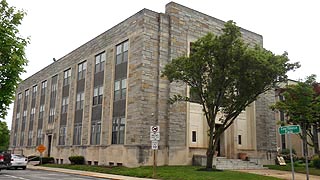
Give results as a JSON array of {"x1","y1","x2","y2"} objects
[{"x1": 47, "y1": 134, "x2": 52, "y2": 157}]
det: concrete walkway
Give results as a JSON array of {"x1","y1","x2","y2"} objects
[
  {"x1": 28, "y1": 164, "x2": 320, "y2": 180},
  {"x1": 236, "y1": 169, "x2": 320, "y2": 180},
  {"x1": 27, "y1": 165, "x2": 155, "y2": 180}
]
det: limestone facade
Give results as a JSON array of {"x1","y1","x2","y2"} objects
[{"x1": 10, "y1": 2, "x2": 276, "y2": 167}]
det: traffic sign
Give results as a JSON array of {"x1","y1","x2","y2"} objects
[
  {"x1": 150, "y1": 132, "x2": 160, "y2": 141},
  {"x1": 150, "y1": 126, "x2": 160, "y2": 133},
  {"x1": 151, "y1": 141, "x2": 158, "y2": 150},
  {"x1": 279, "y1": 125, "x2": 301, "y2": 135},
  {"x1": 37, "y1": 144, "x2": 46, "y2": 153}
]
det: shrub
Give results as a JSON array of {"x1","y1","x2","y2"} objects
[
  {"x1": 69, "y1": 156, "x2": 85, "y2": 165},
  {"x1": 312, "y1": 156, "x2": 320, "y2": 169},
  {"x1": 41, "y1": 157, "x2": 54, "y2": 164},
  {"x1": 280, "y1": 148, "x2": 297, "y2": 162}
]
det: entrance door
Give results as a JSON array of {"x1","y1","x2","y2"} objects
[{"x1": 47, "y1": 134, "x2": 52, "y2": 157}]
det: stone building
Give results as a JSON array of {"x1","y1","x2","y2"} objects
[{"x1": 10, "y1": 2, "x2": 277, "y2": 167}]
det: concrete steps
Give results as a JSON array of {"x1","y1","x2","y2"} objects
[{"x1": 193, "y1": 155, "x2": 266, "y2": 170}]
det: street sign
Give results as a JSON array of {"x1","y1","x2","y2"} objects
[
  {"x1": 150, "y1": 132, "x2": 160, "y2": 141},
  {"x1": 150, "y1": 126, "x2": 160, "y2": 133},
  {"x1": 151, "y1": 141, "x2": 159, "y2": 150},
  {"x1": 37, "y1": 144, "x2": 46, "y2": 153},
  {"x1": 279, "y1": 125, "x2": 301, "y2": 135}
]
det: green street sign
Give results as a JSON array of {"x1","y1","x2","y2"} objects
[{"x1": 279, "y1": 125, "x2": 301, "y2": 135}]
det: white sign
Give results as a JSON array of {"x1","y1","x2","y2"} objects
[
  {"x1": 151, "y1": 141, "x2": 159, "y2": 150},
  {"x1": 150, "y1": 132, "x2": 160, "y2": 141},
  {"x1": 150, "y1": 126, "x2": 160, "y2": 133}
]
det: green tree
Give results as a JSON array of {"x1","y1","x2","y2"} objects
[
  {"x1": 0, "y1": 121, "x2": 10, "y2": 151},
  {"x1": 272, "y1": 75, "x2": 320, "y2": 156},
  {"x1": 0, "y1": 0, "x2": 28, "y2": 120},
  {"x1": 162, "y1": 21, "x2": 299, "y2": 170}
]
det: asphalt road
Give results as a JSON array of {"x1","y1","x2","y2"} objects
[{"x1": 0, "y1": 169, "x2": 109, "y2": 180}]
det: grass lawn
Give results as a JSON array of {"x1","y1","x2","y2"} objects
[
  {"x1": 265, "y1": 164, "x2": 320, "y2": 176},
  {"x1": 42, "y1": 164, "x2": 280, "y2": 180}
]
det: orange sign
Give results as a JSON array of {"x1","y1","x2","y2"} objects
[{"x1": 37, "y1": 144, "x2": 46, "y2": 153}]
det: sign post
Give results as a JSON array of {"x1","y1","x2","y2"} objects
[
  {"x1": 279, "y1": 125, "x2": 301, "y2": 180},
  {"x1": 36, "y1": 144, "x2": 46, "y2": 165},
  {"x1": 150, "y1": 126, "x2": 160, "y2": 178}
]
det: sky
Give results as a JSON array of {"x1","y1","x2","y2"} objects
[{"x1": 4, "y1": 0, "x2": 320, "y2": 129}]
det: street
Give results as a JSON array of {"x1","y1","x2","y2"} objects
[{"x1": 0, "y1": 169, "x2": 108, "y2": 180}]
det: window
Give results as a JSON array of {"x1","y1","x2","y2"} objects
[
  {"x1": 63, "y1": 69, "x2": 71, "y2": 86},
  {"x1": 13, "y1": 133, "x2": 17, "y2": 146},
  {"x1": 25, "y1": 89, "x2": 29, "y2": 97},
  {"x1": 238, "y1": 135, "x2": 242, "y2": 145},
  {"x1": 73, "y1": 124, "x2": 82, "y2": 145},
  {"x1": 192, "y1": 131, "x2": 197, "y2": 142},
  {"x1": 39, "y1": 105, "x2": 45, "y2": 119},
  {"x1": 18, "y1": 93, "x2": 22, "y2": 101},
  {"x1": 48, "y1": 108, "x2": 55, "y2": 123},
  {"x1": 116, "y1": 41, "x2": 128, "y2": 65},
  {"x1": 95, "y1": 52, "x2": 106, "y2": 73},
  {"x1": 20, "y1": 132, "x2": 24, "y2": 146},
  {"x1": 114, "y1": 79, "x2": 126, "y2": 101},
  {"x1": 112, "y1": 117, "x2": 125, "y2": 144},
  {"x1": 78, "y1": 61, "x2": 87, "y2": 80},
  {"x1": 36, "y1": 129, "x2": 43, "y2": 145},
  {"x1": 16, "y1": 112, "x2": 20, "y2": 121},
  {"x1": 27, "y1": 130, "x2": 33, "y2": 146},
  {"x1": 22, "y1": 110, "x2": 27, "y2": 131},
  {"x1": 93, "y1": 86, "x2": 103, "y2": 105},
  {"x1": 76, "y1": 92, "x2": 84, "y2": 110},
  {"x1": 32, "y1": 85, "x2": 37, "y2": 98},
  {"x1": 30, "y1": 107, "x2": 35, "y2": 121},
  {"x1": 59, "y1": 126, "x2": 66, "y2": 145},
  {"x1": 41, "y1": 81, "x2": 47, "y2": 95},
  {"x1": 91, "y1": 122, "x2": 101, "y2": 145},
  {"x1": 61, "y1": 97, "x2": 69, "y2": 113}
]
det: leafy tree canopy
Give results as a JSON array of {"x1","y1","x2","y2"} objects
[
  {"x1": 0, "y1": 0, "x2": 28, "y2": 120},
  {"x1": 0, "y1": 121, "x2": 9, "y2": 151},
  {"x1": 162, "y1": 20, "x2": 299, "y2": 169}
]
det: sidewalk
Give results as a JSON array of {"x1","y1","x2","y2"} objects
[
  {"x1": 236, "y1": 169, "x2": 320, "y2": 180},
  {"x1": 28, "y1": 164, "x2": 320, "y2": 180},
  {"x1": 27, "y1": 164, "x2": 155, "y2": 180}
]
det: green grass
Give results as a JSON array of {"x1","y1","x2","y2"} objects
[
  {"x1": 265, "y1": 164, "x2": 320, "y2": 176},
  {"x1": 42, "y1": 164, "x2": 280, "y2": 180}
]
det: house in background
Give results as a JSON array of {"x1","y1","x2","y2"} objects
[{"x1": 10, "y1": 2, "x2": 277, "y2": 167}]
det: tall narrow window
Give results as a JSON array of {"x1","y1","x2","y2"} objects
[
  {"x1": 114, "y1": 78, "x2": 126, "y2": 101},
  {"x1": 76, "y1": 92, "x2": 84, "y2": 110},
  {"x1": 48, "y1": 108, "x2": 55, "y2": 123},
  {"x1": 78, "y1": 61, "x2": 87, "y2": 80},
  {"x1": 32, "y1": 85, "x2": 37, "y2": 98},
  {"x1": 73, "y1": 124, "x2": 82, "y2": 145},
  {"x1": 95, "y1": 52, "x2": 106, "y2": 73},
  {"x1": 59, "y1": 126, "x2": 66, "y2": 145},
  {"x1": 63, "y1": 69, "x2": 71, "y2": 86},
  {"x1": 18, "y1": 93, "x2": 22, "y2": 102},
  {"x1": 20, "y1": 132, "x2": 24, "y2": 146},
  {"x1": 116, "y1": 41, "x2": 128, "y2": 64},
  {"x1": 91, "y1": 122, "x2": 101, "y2": 145},
  {"x1": 39, "y1": 105, "x2": 45, "y2": 119},
  {"x1": 41, "y1": 81, "x2": 47, "y2": 95},
  {"x1": 36, "y1": 129, "x2": 43, "y2": 145},
  {"x1": 25, "y1": 89, "x2": 29, "y2": 98},
  {"x1": 61, "y1": 97, "x2": 69, "y2": 113},
  {"x1": 27, "y1": 130, "x2": 33, "y2": 146},
  {"x1": 112, "y1": 117, "x2": 125, "y2": 144},
  {"x1": 93, "y1": 86, "x2": 103, "y2": 105},
  {"x1": 238, "y1": 135, "x2": 242, "y2": 145}
]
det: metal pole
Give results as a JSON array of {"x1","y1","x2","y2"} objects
[
  {"x1": 40, "y1": 152, "x2": 42, "y2": 165},
  {"x1": 288, "y1": 133, "x2": 295, "y2": 180},
  {"x1": 153, "y1": 150, "x2": 156, "y2": 178},
  {"x1": 304, "y1": 121, "x2": 309, "y2": 180}
]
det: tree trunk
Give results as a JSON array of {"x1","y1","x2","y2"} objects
[
  {"x1": 313, "y1": 123, "x2": 320, "y2": 156},
  {"x1": 206, "y1": 126, "x2": 215, "y2": 170}
]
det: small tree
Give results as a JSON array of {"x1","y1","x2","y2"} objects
[
  {"x1": 0, "y1": 121, "x2": 10, "y2": 151},
  {"x1": 272, "y1": 75, "x2": 320, "y2": 156},
  {"x1": 162, "y1": 20, "x2": 299, "y2": 170},
  {"x1": 0, "y1": 0, "x2": 29, "y2": 120}
]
